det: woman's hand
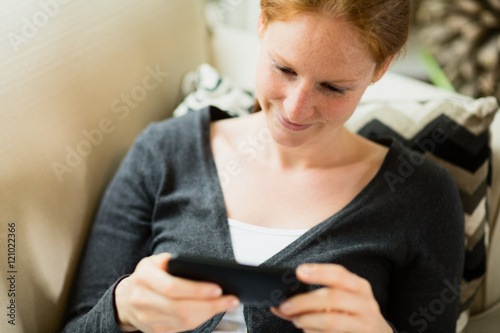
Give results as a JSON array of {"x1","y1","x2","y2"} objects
[
  {"x1": 115, "y1": 253, "x2": 240, "y2": 333},
  {"x1": 271, "y1": 264, "x2": 393, "y2": 333}
]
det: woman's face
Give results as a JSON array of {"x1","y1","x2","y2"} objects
[{"x1": 255, "y1": 12, "x2": 386, "y2": 148}]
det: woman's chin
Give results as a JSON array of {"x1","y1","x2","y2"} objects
[
  {"x1": 269, "y1": 128, "x2": 310, "y2": 148},
  {"x1": 263, "y1": 108, "x2": 319, "y2": 148}
]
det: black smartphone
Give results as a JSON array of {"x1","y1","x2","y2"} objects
[{"x1": 167, "y1": 254, "x2": 310, "y2": 307}]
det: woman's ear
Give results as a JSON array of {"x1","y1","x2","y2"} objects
[
  {"x1": 372, "y1": 56, "x2": 394, "y2": 84},
  {"x1": 257, "y1": 12, "x2": 267, "y2": 39}
]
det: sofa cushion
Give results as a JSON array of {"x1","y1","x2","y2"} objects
[
  {"x1": 174, "y1": 63, "x2": 499, "y2": 332},
  {"x1": 0, "y1": 1, "x2": 208, "y2": 332}
]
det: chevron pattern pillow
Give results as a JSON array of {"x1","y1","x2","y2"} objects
[{"x1": 173, "y1": 64, "x2": 499, "y2": 331}]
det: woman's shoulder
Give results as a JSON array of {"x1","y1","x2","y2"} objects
[
  {"x1": 379, "y1": 138, "x2": 458, "y2": 196},
  {"x1": 131, "y1": 106, "x2": 227, "y2": 151},
  {"x1": 146, "y1": 107, "x2": 212, "y2": 137},
  {"x1": 373, "y1": 138, "x2": 464, "y2": 244}
]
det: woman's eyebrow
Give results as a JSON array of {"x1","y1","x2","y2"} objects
[{"x1": 268, "y1": 50, "x2": 292, "y2": 67}]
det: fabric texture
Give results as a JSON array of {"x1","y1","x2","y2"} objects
[
  {"x1": 0, "y1": 1, "x2": 209, "y2": 332},
  {"x1": 175, "y1": 64, "x2": 499, "y2": 331},
  {"x1": 62, "y1": 106, "x2": 464, "y2": 332}
]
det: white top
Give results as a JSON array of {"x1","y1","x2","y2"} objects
[{"x1": 213, "y1": 218, "x2": 308, "y2": 333}]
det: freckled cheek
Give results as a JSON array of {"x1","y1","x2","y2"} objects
[
  {"x1": 256, "y1": 69, "x2": 284, "y2": 105},
  {"x1": 321, "y1": 96, "x2": 360, "y2": 122}
]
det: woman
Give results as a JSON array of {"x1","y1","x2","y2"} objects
[{"x1": 62, "y1": 0, "x2": 464, "y2": 332}]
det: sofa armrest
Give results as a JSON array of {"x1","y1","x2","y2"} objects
[{"x1": 0, "y1": 1, "x2": 209, "y2": 332}]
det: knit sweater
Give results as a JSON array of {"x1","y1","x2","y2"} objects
[{"x1": 62, "y1": 106, "x2": 464, "y2": 332}]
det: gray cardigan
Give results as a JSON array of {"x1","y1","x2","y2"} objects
[{"x1": 62, "y1": 106, "x2": 464, "y2": 332}]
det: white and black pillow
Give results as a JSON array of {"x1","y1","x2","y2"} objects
[{"x1": 173, "y1": 64, "x2": 254, "y2": 118}]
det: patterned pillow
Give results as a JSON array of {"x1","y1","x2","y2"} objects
[
  {"x1": 173, "y1": 64, "x2": 499, "y2": 332},
  {"x1": 173, "y1": 64, "x2": 254, "y2": 118},
  {"x1": 416, "y1": 0, "x2": 500, "y2": 100}
]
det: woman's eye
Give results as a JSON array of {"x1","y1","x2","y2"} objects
[
  {"x1": 274, "y1": 63, "x2": 295, "y2": 75},
  {"x1": 323, "y1": 83, "x2": 346, "y2": 95},
  {"x1": 279, "y1": 66, "x2": 295, "y2": 75}
]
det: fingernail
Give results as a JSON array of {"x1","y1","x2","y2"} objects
[
  {"x1": 228, "y1": 298, "x2": 240, "y2": 309},
  {"x1": 209, "y1": 287, "x2": 223, "y2": 297},
  {"x1": 298, "y1": 265, "x2": 311, "y2": 277},
  {"x1": 280, "y1": 301, "x2": 291, "y2": 313}
]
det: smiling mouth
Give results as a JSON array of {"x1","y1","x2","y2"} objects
[{"x1": 277, "y1": 113, "x2": 313, "y2": 132}]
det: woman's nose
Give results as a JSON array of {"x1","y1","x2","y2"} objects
[{"x1": 283, "y1": 82, "x2": 315, "y2": 123}]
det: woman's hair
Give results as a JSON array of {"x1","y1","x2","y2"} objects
[{"x1": 260, "y1": 0, "x2": 411, "y2": 72}]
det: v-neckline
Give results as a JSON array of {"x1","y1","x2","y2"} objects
[{"x1": 199, "y1": 107, "x2": 397, "y2": 266}]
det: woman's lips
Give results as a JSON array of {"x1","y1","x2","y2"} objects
[{"x1": 277, "y1": 113, "x2": 312, "y2": 132}]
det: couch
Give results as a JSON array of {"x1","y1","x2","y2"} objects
[{"x1": 0, "y1": 1, "x2": 499, "y2": 332}]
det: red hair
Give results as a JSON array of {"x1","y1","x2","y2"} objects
[{"x1": 260, "y1": 0, "x2": 410, "y2": 72}]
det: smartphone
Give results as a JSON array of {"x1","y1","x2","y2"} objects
[{"x1": 167, "y1": 254, "x2": 310, "y2": 307}]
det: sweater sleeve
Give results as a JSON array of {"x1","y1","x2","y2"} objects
[
  {"x1": 386, "y1": 169, "x2": 465, "y2": 332},
  {"x1": 60, "y1": 124, "x2": 163, "y2": 332}
]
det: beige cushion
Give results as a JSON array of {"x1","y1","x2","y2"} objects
[
  {"x1": 209, "y1": 22, "x2": 260, "y2": 92},
  {"x1": 489, "y1": 112, "x2": 500, "y2": 230},
  {"x1": 0, "y1": 0, "x2": 208, "y2": 332},
  {"x1": 485, "y1": 111, "x2": 500, "y2": 308}
]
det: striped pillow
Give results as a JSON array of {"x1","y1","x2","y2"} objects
[{"x1": 173, "y1": 64, "x2": 499, "y2": 330}]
